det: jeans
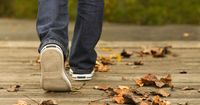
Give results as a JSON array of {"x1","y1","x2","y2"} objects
[{"x1": 36, "y1": 0, "x2": 104, "y2": 74}]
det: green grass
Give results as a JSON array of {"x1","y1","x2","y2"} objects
[{"x1": 1, "y1": 0, "x2": 200, "y2": 25}]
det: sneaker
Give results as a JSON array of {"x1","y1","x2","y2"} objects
[
  {"x1": 69, "y1": 69, "x2": 95, "y2": 81},
  {"x1": 40, "y1": 44, "x2": 72, "y2": 91}
]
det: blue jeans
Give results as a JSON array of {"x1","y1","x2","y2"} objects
[{"x1": 37, "y1": 0, "x2": 104, "y2": 74}]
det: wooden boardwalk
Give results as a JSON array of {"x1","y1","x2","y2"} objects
[{"x1": 0, "y1": 41, "x2": 200, "y2": 105}]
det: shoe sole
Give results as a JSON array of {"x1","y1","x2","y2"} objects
[{"x1": 40, "y1": 48, "x2": 72, "y2": 91}]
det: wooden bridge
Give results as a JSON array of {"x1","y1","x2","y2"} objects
[{"x1": 0, "y1": 41, "x2": 200, "y2": 105}]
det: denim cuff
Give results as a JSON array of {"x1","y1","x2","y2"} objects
[{"x1": 38, "y1": 39, "x2": 68, "y2": 60}]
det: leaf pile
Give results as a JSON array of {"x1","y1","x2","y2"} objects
[
  {"x1": 94, "y1": 85, "x2": 171, "y2": 105},
  {"x1": 135, "y1": 74, "x2": 173, "y2": 88},
  {"x1": 95, "y1": 56, "x2": 115, "y2": 72},
  {"x1": 136, "y1": 46, "x2": 173, "y2": 58}
]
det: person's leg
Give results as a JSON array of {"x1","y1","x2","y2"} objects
[
  {"x1": 37, "y1": 0, "x2": 69, "y2": 59},
  {"x1": 37, "y1": 0, "x2": 71, "y2": 91},
  {"x1": 69, "y1": 0, "x2": 104, "y2": 74}
]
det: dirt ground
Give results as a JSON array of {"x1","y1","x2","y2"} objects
[{"x1": 0, "y1": 18, "x2": 200, "y2": 41}]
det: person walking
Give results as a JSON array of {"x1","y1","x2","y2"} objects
[{"x1": 36, "y1": 0, "x2": 104, "y2": 91}]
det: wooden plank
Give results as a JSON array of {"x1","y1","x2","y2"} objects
[
  {"x1": 0, "y1": 41, "x2": 200, "y2": 48},
  {"x1": 0, "y1": 98, "x2": 200, "y2": 105}
]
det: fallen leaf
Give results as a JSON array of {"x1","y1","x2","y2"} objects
[
  {"x1": 121, "y1": 49, "x2": 133, "y2": 58},
  {"x1": 113, "y1": 96, "x2": 125, "y2": 104},
  {"x1": 134, "y1": 61, "x2": 144, "y2": 65},
  {"x1": 140, "y1": 74, "x2": 159, "y2": 86},
  {"x1": 182, "y1": 86, "x2": 195, "y2": 91},
  {"x1": 94, "y1": 85, "x2": 110, "y2": 91},
  {"x1": 13, "y1": 100, "x2": 29, "y2": 105},
  {"x1": 110, "y1": 54, "x2": 122, "y2": 62},
  {"x1": 123, "y1": 93, "x2": 141, "y2": 104},
  {"x1": 97, "y1": 56, "x2": 114, "y2": 65},
  {"x1": 125, "y1": 62, "x2": 134, "y2": 66},
  {"x1": 151, "y1": 89, "x2": 170, "y2": 97},
  {"x1": 179, "y1": 71, "x2": 187, "y2": 74},
  {"x1": 158, "y1": 89, "x2": 170, "y2": 97},
  {"x1": 140, "y1": 101, "x2": 149, "y2": 105},
  {"x1": 100, "y1": 48, "x2": 112, "y2": 52},
  {"x1": 152, "y1": 96, "x2": 171, "y2": 105},
  {"x1": 7, "y1": 85, "x2": 21, "y2": 92},
  {"x1": 95, "y1": 62, "x2": 110, "y2": 72},
  {"x1": 114, "y1": 88, "x2": 131, "y2": 97},
  {"x1": 141, "y1": 46, "x2": 172, "y2": 58},
  {"x1": 40, "y1": 99, "x2": 58, "y2": 105},
  {"x1": 155, "y1": 81, "x2": 165, "y2": 88},
  {"x1": 135, "y1": 74, "x2": 173, "y2": 88},
  {"x1": 133, "y1": 89, "x2": 149, "y2": 98},
  {"x1": 177, "y1": 102, "x2": 189, "y2": 105},
  {"x1": 135, "y1": 79, "x2": 144, "y2": 87},
  {"x1": 160, "y1": 74, "x2": 173, "y2": 87}
]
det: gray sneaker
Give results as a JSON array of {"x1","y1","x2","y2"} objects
[
  {"x1": 40, "y1": 44, "x2": 72, "y2": 91},
  {"x1": 69, "y1": 69, "x2": 95, "y2": 81}
]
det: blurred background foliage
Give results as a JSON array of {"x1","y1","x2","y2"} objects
[{"x1": 1, "y1": 0, "x2": 200, "y2": 25}]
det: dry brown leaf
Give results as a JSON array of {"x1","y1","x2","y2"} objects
[
  {"x1": 177, "y1": 102, "x2": 189, "y2": 105},
  {"x1": 7, "y1": 85, "x2": 21, "y2": 92},
  {"x1": 95, "y1": 63, "x2": 109, "y2": 72},
  {"x1": 97, "y1": 56, "x2": 114, "y2": 65},
  {"x1": 123, "y1": 93, "x2": 141, "y2": 104},
  {"x1": 121, "y1": 49, "x2": 133, "y2": 58},
  {"x1": 151, "y1": 89, "x2": 170, "y2": 97},
  {"x1": 179, "y1": 71, "x2": 187, "y2": 74},
  {"x1": 182, "y1": 86, "x2": 195, "y2": 91},
  {"x1": 125, "y1": 62, "x2": 134, "y2": 66},
  {"x1": 141, "y1": 46, "x2": 172, "y2": 58},
  {"x1": 95, "y1": 56, "x2": 115, "y2": 72},
  {"x1": 134, "y1": 61, "x2": 144, "y2": 65},
  {"x1": 140, "y1": 74, "x2": 159, "y2": 86},
  {"x1": 155, "y1": 81, "x2": 165, "y2": 88},
  {"x1": 135, "y1": 74, "x2": 173, "y2": 88},
  {"x1": 133, "y1": 89, "x2": 149, "y2": 98},
  {"x1": 113, "y1": 96, "x2": 125, "y2": 104},
  {"x1": 158, "y1": 89, "x2": 170, "y2": 97},
  {"x1": 40, "y1": 99, "x2": 58, "y2": 105},
  {"x1": 140, "y1": 101, "x2": 149, "y2": 105},
  {"x1": 94, "y1": 85, "x2": 110, "y2": 91},
  {"x1": 114, "y1": 88, "x2": 131, "y2": 97},
  {"x1": 159, "y1": 74, "x2": 173, "y2": 87},
  {"x1": 13, "y1": 100, "x2": 29, "y2": 105},
  {"x1": 135, "y1": 79, "x2": 144, "y2": 87},
  {"x1": 118, "y1": 85, "x2": 130, "y2": 90},
  {"x1": 152, "y1": 96, "x2": 171, "y2": 105}
]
